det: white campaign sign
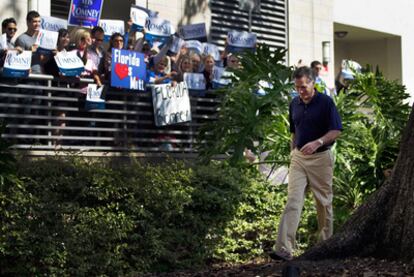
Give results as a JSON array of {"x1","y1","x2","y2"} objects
[
  {"x1": 227, "y1": 30, "x2": 257, "y2": 48},
  {"x1": 3, "y1": 50, "x2": 32, "y2": 77},
  {"x1": 203, "y1": 43, "x2": 220, "y2": 61},
  {"x1": 36, "y1": 29, "x2": 59, "y2": 50},
  {"x1": 145, "y1": 17, "x2": 174, "y2": 36},
  {"x1": 54, "y1": 51, "x2": 85, "y2": 76},
  {"x1": 169, "y1": 36, "x2": 184, "y2": 54},
  {"x1": 99, "y1": 19, "x2": 125, "y2": 36},
  {"x1": 0, "y1": 33, "x2": 7, "y2": 50},
  {"x1": 86, "y1": 84, "x2": 104, "y2": 102},
  {"x1": 184, "y1": 40, "x2": 203, "y2": 54},
  {"x1": 184, "y1": 73, "x2": 206, "y2": 90},
  {"x1": 152, "y1": 82, "x2": 192, "y2": 126},
  {"x1": 41, "y1": 16, "x2": 68, "y2": 32},
  {"x1": 179, "y1": 23, "x2": 207, "y2": 41}
]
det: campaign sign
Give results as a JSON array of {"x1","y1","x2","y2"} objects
[
  {"x1": 178, "y1": 23, "x2": 207, "y2": 42},
  {"x1": 203, "y1": 43, "x2": 220, "y2": 61},
  {"x1": 130, "y1": 4, "x2": 157, "y2": 32},
  {"x1": 152, "y1": 82, "x2": 192, "y2": 126},
  {"x1": 144, "y1": 17, "x2": 174, "y2": 48},
  {"x1": 68, "y1": 0, "x2": 104, "y2": 27},
  {"x1": 99, "y1": 19, "x2": 125, "y2": 42},
  {"x1": 169, "y1": 36, "x2": 184, "y2": 54},
  {"x1": 110, "y1": 49, "x2": 146, "y2": 90},
  {"x1": 2, "y1": 50, "x2": 32, "y2": 78},
  {"x1": 41, "y1": 16, "x2": 68, "y2": 32},
  {"x1": 85, "y1": 84, "x2": 105, "y2": 110},
  {"x1": 226, "y1": 30, "x2": 257, "y2": 53},
  {"x1": 184, "y1": 40, "x2": 203, "y2": 55},
  {"x1": 0, "y1": 33, "x2": 7, "y2": 50},
  {"x1": 36, "y1": 29, "x2": 59, "y2": 55},
  {"x1": 54, "y1": 51, "x2": 85, "y2": 76},
  {"x1": 212, "y1": 67, "x2": 232, "y2": 89}
]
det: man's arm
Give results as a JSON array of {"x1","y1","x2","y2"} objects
[
  {"x1": 290, "y1": 133, "x2": 296, "y2": 151},
  {"x1": 299, "y1": 130, "x2": 341, "y2": 155}
]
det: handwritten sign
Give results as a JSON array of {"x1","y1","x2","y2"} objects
[
  {"x1": 68, "y1": 0, "x2": 104, "y2": 27},
  {"x1": 203, "y1": 43, "x2": 220, "y2": 61},
  {"x1": 144, "y1": 17, "x2": 174, "y2": 48},
  {"x1": 85, "y1": 84, "x2": 105, "y2": 110},
  {"x1": 152, "y1": 82, "x2": 192, "y2": 126},
  {"x1": 178, "y1": 23, "x2": 207, "y2": 42},
  {"x1": 110, "y1": 48, "x2": 146, "y2": 90},
  {"x1": 99, "y1": 19, "x2": 125, "y2": 42},
  {"x1": 2, "y1": 50, "x2": 32, "y2": 78},
  {"x1": 41, "y1": 16, "x2": 68, "y2": 32},
  {"x1": 184, "y1": 40, "x2": 203, "y2": 55},
  {"x1": 54, "y1": 51, "x2": 85, "y2": 76},
  {"x1": 226, "y1": 30, "x2": 257, "y2": 53},
  {"x1": 36, "y1": 29, "x2": 59, "y2": 54}
]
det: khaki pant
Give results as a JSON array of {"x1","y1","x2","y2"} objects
[{"x1": 276, "y1": 148, "x2": 334, "y2": 254}]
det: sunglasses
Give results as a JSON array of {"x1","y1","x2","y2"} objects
[
  {"x1": 95, "y1": 38, "x2": 104, "y2": 42},
  {"x1": 7, "y1": 28, "x2": 17, "y2": 32}
]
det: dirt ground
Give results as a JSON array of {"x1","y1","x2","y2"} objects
[{"x1": 143, "y1": 257, "x2": 414, "y2": 277}]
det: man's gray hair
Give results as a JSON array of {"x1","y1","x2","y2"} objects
[{"x1": 293, "y1": 66, "x2": 315, "y2": 82}]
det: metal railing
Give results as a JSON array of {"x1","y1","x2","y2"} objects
[{"x1": 0, "y1": 74, "x2": 220, "y2": 157}]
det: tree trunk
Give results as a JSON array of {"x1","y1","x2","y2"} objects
[{"x1": 300, "y1": 105, "x2": 414, "y2": 262}]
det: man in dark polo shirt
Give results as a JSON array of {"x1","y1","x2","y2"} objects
[{"x1": 270, "y1": 66, "x2": 342, "y2": 261}]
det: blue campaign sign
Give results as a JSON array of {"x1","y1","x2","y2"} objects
[
  {"x1": 68, "y1": 0, "x2": 104, "y2": 28},
  {"x1": 226, "y1": 30, "x2": 257, "y2": 53},
  {"x1": 110, "y1": 48, "x2": 146, "y2": 91}
]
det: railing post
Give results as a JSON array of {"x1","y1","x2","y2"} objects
[{"x1": 47, "y1": 80, "x2": 52, "y2": 147}]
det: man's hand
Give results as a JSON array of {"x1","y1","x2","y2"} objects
[{"x1": 300, "y1": 140, "x2": 321, "y2": 155}]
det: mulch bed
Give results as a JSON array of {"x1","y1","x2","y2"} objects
[{"x1": 143, "y1": 257, "x2": 414, "y2": 276}]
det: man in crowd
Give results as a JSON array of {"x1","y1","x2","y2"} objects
[
  {"x1": 15, "y1": 10, "x2": 42, "y2": 74},
  {"x1": 2, "y1": 17, "x2": 17, "y2": 48},
  {"x1": 89, "y1": 26, "x2": 106, "y2": 77},
  {"x1": 310, "y1": 60, "x2": 331, "y2": 96},
  {"x1": 270, "y1": 66, "x2": 342, "y2": 261}
]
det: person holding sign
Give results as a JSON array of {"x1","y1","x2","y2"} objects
[
  {"x1": 15, "y1": 11, "x2": 43, "y2": 74},
  {"x1": 147, "y1": 56, "x2": 176, "y2": 84},
  {"x1": 1, "y1": 18, "x2": 17, "y2": 48},
  {"x1": 44, "y1": 28, "x2": 70, "y2": 77},
  {"x1": 173, "y1": 54, "x2": 193, "y2": 83},
  {"x1": 104, "y1": 32, "x2": 124, "y2": 81}
]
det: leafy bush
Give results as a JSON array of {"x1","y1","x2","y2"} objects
[{"x1": 0, "y1": 156, "x2": 318, "y2": 275}]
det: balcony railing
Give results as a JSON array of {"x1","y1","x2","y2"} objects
[{"x1": 0, "y1": 74, "x2": 220, "y2": 157}]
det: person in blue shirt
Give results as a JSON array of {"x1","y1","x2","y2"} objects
[
  {"x1": 270, "y1": 66, "x2": 342, "y2": 261},
  {"x1": 147, "y1": 56, "x2": 177, "y2": 84}
]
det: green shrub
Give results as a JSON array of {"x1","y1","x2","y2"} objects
[{"x1": 0, "y1": 157, "x2": 317, "y2": 275}]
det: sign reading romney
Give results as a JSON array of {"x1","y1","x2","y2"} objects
[
  {"x1": 68, "y1": 0, "x2": 104, "y2": 27},
  {"x1": 41, "y1": 16, "x2": 68, "y2": 32},
  {"x1": 110, "y1": 49, "x2": 146, "y2": 91},
  {"x1": 226, "y1": 30, "x2": 257, "y2": 53},
  {"x1": 130, "y1": 4, "x2": 158, "y2": 32},
  {"x1": 99, "y1": 19, "x2": 125, "y2": 42},
  {"x1": 144, "y1": 17, "x2": 174, "y2": 48},
  {"x1": 178, "y1": 23, "x2": 207, "y2": 42},
  {"x1": 2, "y1": 50, "x2": 32, "y2": 78},
  {"x1": 36, "y1": 29, "x2": 59, "y2": 55},
  {"x1": 54, "y1": 51, "x2": 85, "y2": 76}
]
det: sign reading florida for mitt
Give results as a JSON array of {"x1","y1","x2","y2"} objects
[{"x1": 110, "y1": 48, "x2": 146, "y2": 90}]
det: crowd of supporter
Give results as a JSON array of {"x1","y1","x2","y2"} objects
[{"x1": 0, "y1": 10, "x2": 242, "y2": 91}]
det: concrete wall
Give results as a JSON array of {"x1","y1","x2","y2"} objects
[
  {"x1": 288, "y1": 0, "x2": 335, "y2": 85},
  {"x1": 333, "y1": 0, "x2": 414, "y2": 101}
]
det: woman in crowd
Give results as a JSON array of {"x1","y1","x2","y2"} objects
[
  {"x1": 44, "y1": 28, "x2": 70, "y2": 77},
  {"x1": 104, "y1": 32, "x2": 124, "y2": 80},
  {"x1": 70, "y1": 28, "x2": 102, "y2": 86},
  {"x1": 173, "y1": 54, "x2": 193, "y2": 83},
  {"x1": 190, "y1": 52, "x2": 202, "y2": 73},
  {"x1": 202, "y1": 54, "x2": 215, "y2": 90}
]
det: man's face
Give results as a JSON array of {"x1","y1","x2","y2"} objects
[
  {"x1": 312, "y1": 64, "x2": 323, "y2": 77},
  {"x1": 5, "y1": 22, "x2": 17, "y2": 39},
  {"x1": 28, "y1": 16, "x2": 41, "y2": 32},
  {"x1": 295, "y1": 76, "x2": 315, "y2": 103},
  {"x1": 93, "y1": 31, "x2": 104, "y2": 47}
]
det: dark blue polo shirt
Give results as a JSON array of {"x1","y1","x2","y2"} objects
[{"x1": 289, "y1": 92, "x2": 342, "y2": 149}]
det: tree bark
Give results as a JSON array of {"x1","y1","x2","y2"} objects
[{"x1": 300, "y1": 105, "x2": 414, "y2": 262}]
